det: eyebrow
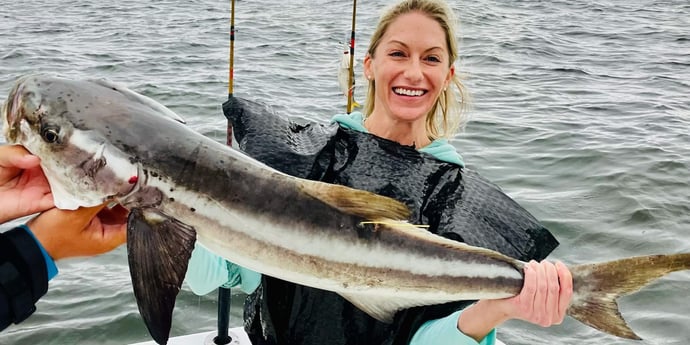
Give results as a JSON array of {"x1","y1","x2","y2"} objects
[{"x1": 386, "y1": 40, "x2": 445, "y2": 54}]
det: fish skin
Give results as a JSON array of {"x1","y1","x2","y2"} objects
[{"x1": 3, "y1": 74, "x2": 690, "y2": 344}]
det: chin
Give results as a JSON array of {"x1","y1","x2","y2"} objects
[{"x1": 389, "y1": 105, "x2": 431, "y2": 122}]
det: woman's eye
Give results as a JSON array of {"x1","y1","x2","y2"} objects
[
  {"x1": 389, "y1": 51, "x2": 405, "y2": 57},
  {"x1": 41, "y1": 127, "x2": 60, "y2": 143},
  {"x1": 426, "y1": 56, "x2": 441, "y2": 63}
]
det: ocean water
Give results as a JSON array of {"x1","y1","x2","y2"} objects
[{"x1": 1, "y1": 0, "x2": 688, "y2": 344}]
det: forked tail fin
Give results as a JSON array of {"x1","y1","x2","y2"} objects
[{"x1": 567, "y1": 253, "x2": 690, "y2": 339}]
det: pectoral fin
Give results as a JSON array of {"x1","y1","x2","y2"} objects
[{"x1": 127, "y1": 208, "x2": 196, "y2": 345}]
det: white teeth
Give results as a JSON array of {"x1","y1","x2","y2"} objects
[{"x1": 393, "y1": 88, "x2": 424, "y2": 97}]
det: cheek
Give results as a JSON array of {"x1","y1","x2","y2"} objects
[{"x1": 371, "y1": 58, "x2": 394, "y2": 79}]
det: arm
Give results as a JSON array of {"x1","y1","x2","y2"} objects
[
  {"x1": 411, "y1": 260, "x2": 572, "y2": 344},
  {"x1": 0, "y1": 206, "x2": 127, "y2": 332},
  {"x1": 26, "y1": 205, "x2": 128, "y2": 261},
  {"x1": 411, "y1": 309, "x2": 496, "y2": 345},
  {"x1": 0, "y1": 226, "x2": 49, "y2": 331},
  {"x1": 457, "y1": 260, "x2": 573, "y2": 342}
]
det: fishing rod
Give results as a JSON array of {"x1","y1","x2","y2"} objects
[
  {"x1": 215, "y1": 0, "x2": 359, "y2": 342},
  {"x1": 226, "y1": 0, "x2": 236, "y2": 147},
  {"x1": 216, "y1": 1, "x2": 236, "y2": 344},
  {"x1": 346, "y1": 0, "x2": 357, "y2": 114}
]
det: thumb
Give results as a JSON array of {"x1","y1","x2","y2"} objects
[{"x1": 0, "y1": 145, "x2": 40, "y2": 169}]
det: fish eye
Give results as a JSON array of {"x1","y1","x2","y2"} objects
[{"x1": 41, "y1": 126, "x2": 60, "y2": 143}]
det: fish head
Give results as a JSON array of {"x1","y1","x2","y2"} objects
[{"x1": 1, "y1": 74, "x2": 142, "y2": 210}]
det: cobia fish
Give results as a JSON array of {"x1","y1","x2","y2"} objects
[{"x1": 2, "y1": 74, "x2": 689, "y2": 344}]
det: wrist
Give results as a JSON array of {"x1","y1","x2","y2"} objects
[
  {"x1": 27, "y1": 216, "x2": 66, "y2": 261},
  {"x1": 19, "y1": 224, "x2": 59, "y2": 280},
  {"x1": 483, "y1": 299, "x2": 513, "y2": 322},
  {"x1": 457, "y1": 300, "x2": 509, "y2": 341}
]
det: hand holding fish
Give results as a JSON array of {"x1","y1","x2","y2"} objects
[
  {"x1": 498, "y1": 260, "x2": 573, "y2": 325},
  {"x1": 0, "y1": 144, "x2": 53, "y2": 223},
  {"x1": 457, "y1": 260, "x2": 573, "y2": 341},
  {"x1": 26, "y1": 203, "x2": 128, "y2": 260}
]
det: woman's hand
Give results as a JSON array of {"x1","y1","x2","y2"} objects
[
  {"x1": 498, "y1": 260, "x2": 573, "y2": 326},
  {"x1": 457, "y1": 260, "x2": 573, "y2": 342},
  {"x1": 0, "y1": 145, "x2": 53, "y2": 223},
  {"x1": 27, "y1": 203, "x2": 129, "y2": 260}
]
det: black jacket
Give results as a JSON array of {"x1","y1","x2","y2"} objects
[
  {"x1": 0, "y1": 226, "x2": 49, "y2": 331},
  {"x1": 224, "y1": 97, "x2": 559, "y2": 345}
]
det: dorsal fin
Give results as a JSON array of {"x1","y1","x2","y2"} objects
[
  {"x1": 88, "y1": 78, "x2": 187, "y2": 124},
  {"x1": 297, "y1": 180, "x2": 410, "y2": 221}
]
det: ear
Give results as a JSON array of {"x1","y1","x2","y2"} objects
[
  {"x1": 445, "y1": 64, "x2": 455, "y2": 87},
  {"x1": 363, "y1": 53, "x2": 373, "y2": 80}
]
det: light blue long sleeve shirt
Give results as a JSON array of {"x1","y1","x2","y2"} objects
[{"x1": 185, "y1": 112, "x2": 495, "y2": 345}]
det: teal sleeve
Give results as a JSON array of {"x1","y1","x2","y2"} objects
[
  {"x1": 410, "y1": 309, "x2": 496, "y2": 345},
  {"x1": 184, "y1": 243, "x2": 261, "y2": 295}
]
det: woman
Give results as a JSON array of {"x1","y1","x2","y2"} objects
[
  {"x1": 0, "y1": 144, "x2": 127, "y2": 331},
  {"x1": 188, "y1": 0, "x2": 572, "y2": 344}
]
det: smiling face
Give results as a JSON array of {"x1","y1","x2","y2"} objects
[{"x1": 364, "y1": 11, "x2": 454, "y2": 130}]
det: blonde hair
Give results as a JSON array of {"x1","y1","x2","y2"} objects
[{"x1": 364, "y1": 0, "x2": 470, "y2": 139}]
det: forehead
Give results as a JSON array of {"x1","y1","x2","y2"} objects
[{"x1": 380, "y1": 11, "x2": 447, "y2": 50}]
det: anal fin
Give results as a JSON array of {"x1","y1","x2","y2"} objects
[
  {"x1": 339, "y1": 292, "x2": 446, "y2": 324},
  {"x1": 127, "y1": 208, "x2": 196, "y2": 345}
]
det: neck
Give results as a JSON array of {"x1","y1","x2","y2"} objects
[{"x1": 364, "y1": 114, "x2": 431, "y2": 148}]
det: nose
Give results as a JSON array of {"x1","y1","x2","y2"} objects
[{"x1": 404, "y1": 59, "x2": 423, "y2": 83}]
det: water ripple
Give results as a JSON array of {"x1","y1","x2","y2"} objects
[{"x1": 1, "y1": 0, "x2": 689, "y2": 344}]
